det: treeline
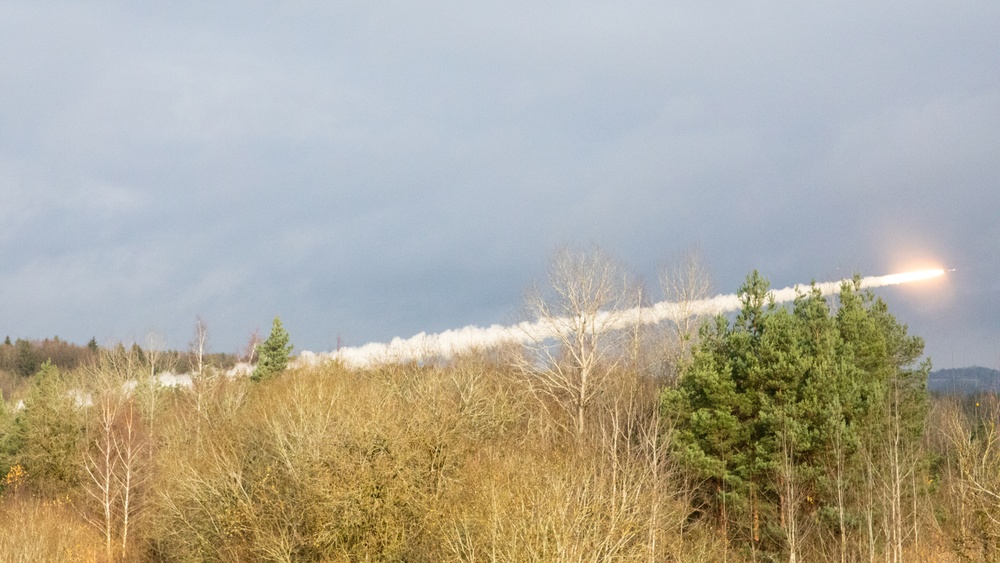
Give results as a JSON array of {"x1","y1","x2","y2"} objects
[
  {"x1": 0, "y1": 250, "x2": 997, "y2": 562},
  {"x1": 0, "y1": 336, "x2": 240, "y2": 401},
  {"x1": 0, "y1": 336, "x2": 98, "y2": 377}
]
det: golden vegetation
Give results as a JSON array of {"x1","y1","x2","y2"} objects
[{"x1": 0, "y1": 347, "x2": 996, "y2": 561}]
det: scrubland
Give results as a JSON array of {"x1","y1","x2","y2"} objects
[
  {"x1": 1, "y1": 353, "x2": 701, "y2": 562},
  {"x1": 1, "y1": 352, "x2": 997, "y2": 562}
]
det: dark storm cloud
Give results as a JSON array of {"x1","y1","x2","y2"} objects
[{"x1": 1, "y1": 1, "x2": 997, "y2": 367}]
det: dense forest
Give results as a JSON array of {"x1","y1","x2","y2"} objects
[{"x1": 1, "y1": 251, "x2": 997, "y2": 562}]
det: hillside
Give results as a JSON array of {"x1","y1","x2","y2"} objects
[{"x1": 928, "y1": 366, "x2": 1000, "y2": 394}]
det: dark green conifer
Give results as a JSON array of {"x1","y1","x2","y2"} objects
[
  {"x1": 15, "y1": 339, "x2": 38, "y2": 377},
  {"x1": 663, "y1": 271, "x2": 930, "y2": 558},
  {"x1": 251, "y1": 317, "x2": 293, "y2": 383}
]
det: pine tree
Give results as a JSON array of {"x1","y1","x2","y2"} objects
[
  {"x1": 251, "y1": 317, "x2": 293, "y2": 383},
  {"x1": 15, "y1": 339, "x2": 39, "y2": 377},
  {"x1": 663, "y1": 272, "x2": 930, "y2": 560},
  {"x1": 12, "y1": 361, "x2": 86, "y2": 495}
]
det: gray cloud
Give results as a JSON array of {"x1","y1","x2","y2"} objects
[{"x1": 1, "y1": 1, "x2": 997, "y2": 368}]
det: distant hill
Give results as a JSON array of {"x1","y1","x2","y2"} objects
[{"x1": 928, "y1": 366, "x2": 1000, "y2": 394}]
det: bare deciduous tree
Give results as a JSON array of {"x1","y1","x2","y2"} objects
[
  {"x1": 191, "y1": 316, "x2": 209, "y2": 378},
  {"x1": 518, "y1": 246, "x2": 637, "y2": 436},
  {"x1": 943, "y1": 395, "x2": 1000, "y2": 555},
  {"x1": 139, "y1": 332, "x2": 173, "y2": 446},
  {"x1": 241, "y1": 328, "x2": 261, "y2": 365},
  {"x1": 658, "y1": 250, "x2": 712, "y2": 382},
  {"x1": 81, "y1": 346, "x2": 149, "y2": 562}
]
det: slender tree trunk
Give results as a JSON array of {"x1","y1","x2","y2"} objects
[
  {"x1": 720, "y1": 483, "x2": 729, "y2": 563},
  {"x1": 864, "y1": 450, "x2": 876, "y2": 563},
  {"x1": 647, "y1": 412, "x2": 661, "y2": 563},
  {"x1": 835, "y1": 431, "x2": 847, "y2": 563},
  {"x1": 84, "y1": 397, "x2": 119, "y2": 563},
  {"x1": 911, "y1": 468, "x2": 919, "y2": 557},
  {"x1": 780, "y1": 419, "x2": 798, "y2": 563},
  {"x1": 889, "y1": 382, "x2": 905, "y2": 563},
  {"x1": 577, "y1": 365, "x2": 588, "y2": 437},
  {"x1": 118, "y1": 402, "x2": 143, "y2": 559}
]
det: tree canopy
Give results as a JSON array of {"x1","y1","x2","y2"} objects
[{"x1": 662, "y1": 272, "x2": 930, "y2": 560}]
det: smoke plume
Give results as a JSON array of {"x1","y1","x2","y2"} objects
[{"x1": 302, "y1": 269, "x2": 944, "y2": 369}]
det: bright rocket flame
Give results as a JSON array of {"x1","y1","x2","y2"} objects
[
  {"x1": 859, "y1": 269, "x2": 945, "y2": 287},
  {"x1": 301, "y1": 268, "x2": 947, "y2": 368}
]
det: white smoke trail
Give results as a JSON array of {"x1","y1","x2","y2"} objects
[{"x1": 302, "y1": 269, "x2": 944, "y2": 369}]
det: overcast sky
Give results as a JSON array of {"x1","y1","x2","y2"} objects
[{"x1": 2, "y1": 1, "x2": 997, "y2": 369}]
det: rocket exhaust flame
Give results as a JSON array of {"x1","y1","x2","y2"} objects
[
  {"x1": 860, "y1": 269, "x2": 945, "y2": 287},
  {"x1": 302, "y1": 269, "x2": 945, "y2": 368}
]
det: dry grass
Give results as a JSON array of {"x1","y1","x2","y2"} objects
[{"x1": 0, "y1": 495, "x2": 103, "y2": 562}]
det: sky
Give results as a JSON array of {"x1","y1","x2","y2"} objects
[{"x1": 1, "y1": 1, "x2": 998, "y2": 369}]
